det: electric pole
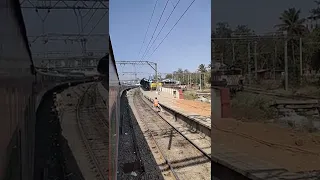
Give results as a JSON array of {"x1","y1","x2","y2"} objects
[{"x1": 284, "y1": 31, "x2": 289, "y2": 91}]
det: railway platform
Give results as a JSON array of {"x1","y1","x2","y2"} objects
[{"x1": 141, "y1": 88, "x2": 211, "y2": 129}]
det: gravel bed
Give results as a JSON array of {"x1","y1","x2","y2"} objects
[
  {"x1": 133, "y1": 91, "x2": 211, "y2": 180},
  {"x1": 34, "y1": 86, "x2": 84, "y2": 180},
  {"x1": 119, "y1": 90, "x2": 166, "y2": 180},
  {"x1": 117, "y1": 91, "x2": 141, "y2": 179}
]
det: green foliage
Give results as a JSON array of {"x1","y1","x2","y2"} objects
[
  {"x1": 211, "y1": 3, "x2": 320, "y2": 88},
  {"x1": 304, "y1": 28, "x2": 320, "y2": 71},
  {"x1": 198, "y1": 64, "x2": 207, "y2": 73},
  {"x1": 274, "y1": 8, "x2": 306, "y2": 36},
  {"x1": 231, "y1": 92, "x2": 276, "y2": 121},
  {"x1": 183, "y1": 91, "x2": 198, "y2": 100},
  {"x1": 165, "y1": 64, "x2": 211, "y2": 86}
]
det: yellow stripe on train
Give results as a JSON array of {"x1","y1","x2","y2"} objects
[{"x1": 150, "y1": 82, "x2": 162, "y2": 89}]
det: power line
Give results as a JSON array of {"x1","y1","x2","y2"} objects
[
  {"x1": 138, "y1": 0, "x2": 159, "y2": 58},
  {"x1": 144, "y1": 0, "x2": 181, "y2": 59},
  {"x1": 147, "y1": 0, "x2": 197, "y2": 60},
  {"x1": 141, "y1": 0, "x2": 170, "y2": 60},
  {"x1": 87, "y1": 10, "x2": 108, "y2": 36}
]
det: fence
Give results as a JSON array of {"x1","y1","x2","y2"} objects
[{"x1": 160, "y1": 72, "x2": 211, "y2": 90}]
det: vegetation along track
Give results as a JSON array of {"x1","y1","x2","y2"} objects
[
  {"x1": 133, "y1": 91, "x2": 211, "y2": 180},
  {"x1": 76, "y1": 83, "x2": 108, "y2": 180}
]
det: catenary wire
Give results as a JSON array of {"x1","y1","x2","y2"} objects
[
  {"x1": 143, "y1": 0, "x2": 181, "y2": 59},
  {"x1": 146, "y1": 0, "x2": 197, "y2": 61},
  {"x1": 138, "y1": 0, "x2": 159, "y2": 57},
  {"x1": 141, "y1": 0, "x2": 170, "y2": 60}
]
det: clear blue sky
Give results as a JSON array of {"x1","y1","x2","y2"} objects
[{"x1": 110, "y1": 0, "x2": 210, "y2": 81}]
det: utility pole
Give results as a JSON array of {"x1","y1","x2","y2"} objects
[
  {"x1": 204, "y1": 73, "x2": 206, "y2": 88},
  {"x1": 284, "y1": 31, "x2": 289, "y2": 91},
  {"x1": 155, "y1": 63, "x2": 158, "y2": 91},
  {"x1": 199, "y1": 73, "x2": 202, "y2": 91},
  {"x1": 274, "y1": 41, "x2": 277, "y2": 80},
  {"x1": 254, "y1": 41, "x2": 258, "y2": 81},
  {"x1": 232, "y1": 41, "x2": 235, "y2": 65},
  {"x1": 299, "y1": 37, "x2": 303, "y2": 84},
  {"x1": 247, "y1": 41, "x2": 251, "y2": 84},
  {"x1": 221, "y1": 53, "x2": 224, "y2": 64}
]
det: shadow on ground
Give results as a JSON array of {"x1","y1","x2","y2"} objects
[{"x1": 34, "y1": 85, "x2": 84, "y2": 180}]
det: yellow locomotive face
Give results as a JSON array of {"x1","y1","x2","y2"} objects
[{"x1": 150, "y1": 82, "x2": 162, "y2": 90}]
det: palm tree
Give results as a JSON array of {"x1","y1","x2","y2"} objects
[
  {"x1": 275, "y1": 8, "x2": 306, "y2": 36},
  {"x1": 275, "y1": 8, "x2": 306, "y2": 65},
  {"x1": 198, "y1": 64, "x2": 207, "y2": 73}
]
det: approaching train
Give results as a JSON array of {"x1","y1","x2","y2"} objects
[
  {"x1": 140, "y1": 78, "x2": 162, "y2": 91},
  {"x1": 140, "y1": 78, "x2": 151, "y2": 90}
]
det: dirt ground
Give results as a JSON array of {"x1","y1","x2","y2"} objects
[
  {"x1": 171, "y1": 92, "x2": 320, "y2": 172},
  {"x1": 212, "y1": 117, "x2": 320, "y2": 172},
  {"x1": 173, "y1": 99, "x2": 211, "y2": 117},
  {"x1": 148, "y1": 89, "x2": 320, "y2": 173}
]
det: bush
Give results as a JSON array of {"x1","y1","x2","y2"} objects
[
  {"x1": 183, "y1": 91, "x2": 198, "y2": 100},
  {"x1": 231, "y1": 92, "x2": 276, "y2": 121}
]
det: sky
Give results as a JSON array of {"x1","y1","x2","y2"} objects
[
  {"x1": 212, "y1": 0, "x2": 315, "y2": 33},
  {"x1": 110, "y1": 0, "x2": 211, "y2": 81}
]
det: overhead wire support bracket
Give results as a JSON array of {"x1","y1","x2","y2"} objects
[{"x1": 20, "y1": 0, "x2": 109, "y2": 10}]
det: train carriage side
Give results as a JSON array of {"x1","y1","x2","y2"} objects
[
  {"x1": 108, "y1": 37, "x2": 120, "y2": 180},
  {"x1": 1, "y1": 0, "x2": 36, "y2": 179}
]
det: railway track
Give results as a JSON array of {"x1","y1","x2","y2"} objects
[
  {"x1": 243, "y1": 86, "x2": 318, "y2": 100},
  {"x1": 133, "y1": 91, "x2": 211, "y2": 180},
  {"x1": 76, "y1": 83, "x2": 108, "y2": 180}
]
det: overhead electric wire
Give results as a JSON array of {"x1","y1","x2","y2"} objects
[
  {"x1": 146, "y1": 0, "x2": 197, "y2": 61},
  {"x1": 87, "y1": 10, "x2": 108, "y2": 36},
  {"x1": 82, "y1": 7, "x2": 100, "y2": 32},
  {"x1": 138, "y1": 0, "x2": 159, "y2": 57},
  {"x1": 143, "y1": 0, "x2": 181, "y2": 59},
  {"x1": 141, "y1": 0, "x2": 170, "y2": 60}
]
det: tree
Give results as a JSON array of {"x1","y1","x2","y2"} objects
[
  {"x1": 164, "y1": 74, "x2": 172, "y2": 79},
  {"x1": 207, "y1": 63, "x2": 211, "y2": 72},
  {"x1": 212, "y1": 22, "x2": 233, "y2": 65},
  {"x1": 232, "y1": 25, "x2": 255, "y2": 71},
  {"x1": 274, "y1": 8, "x2": 306, "y2": 36},
  {"x1": 275, "y1": 8, "x2": 307, "y2": 84},
  {"x1": 305, "y1": 28, "x2": 320, "y2": 71},
  {"x1": 198, "y1": 64, "x2": 207, "y2": 73},
  {"x1": 310, "y1": 0, "x2": 320, "y2": 21}
]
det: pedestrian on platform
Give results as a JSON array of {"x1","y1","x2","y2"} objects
[{"x1": 153, "y1": 97, "x2": 163, "y2": 112}]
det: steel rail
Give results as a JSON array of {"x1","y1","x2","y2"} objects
[
  {"x1": 133, "y1": 95, "x2": 180, "y2": 180},
  {"x1": 139, "y1": 92, "x2": 212, "y2": 160},
  {"x1": 75, "y1": 83, "x2": 107, "y2": 180},
  {"x1": 243, "y1": 86, "x2": 318, "y2": 100}
]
